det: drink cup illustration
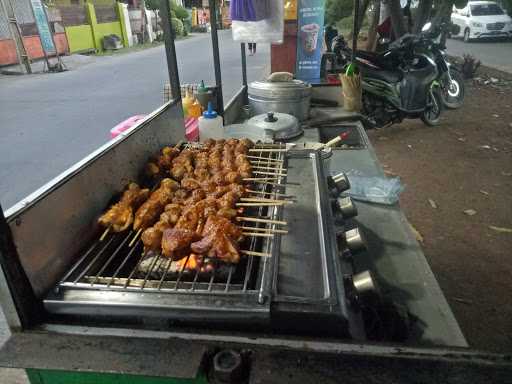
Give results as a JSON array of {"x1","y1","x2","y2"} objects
[{"x1": 301, "y1": 23, "x2": 320, "y2": 54}]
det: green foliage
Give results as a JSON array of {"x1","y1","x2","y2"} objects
[
  {"x1": 145, "y1": 0, "x2": 162, "y2": 10},
  {"x1": 499, "y1": 0, "x2": 512, "y2": 15},
  {"x1": 171, "y1": 0, "x2": 189, "y2": 20},
  {"x1": 171, "y1": 17, "x2": 184, "y2": 36},
  {"x1": 145, "y1": 0, "x2": 189, "y2": 20},
  {"x1": 325, "y1": 0, "x2": 353, "y2": 25}
]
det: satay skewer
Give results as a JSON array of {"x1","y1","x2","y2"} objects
[
  {"x1": 241, "y1": 250, "x2": 271, "y2": 257},
  {"x1": 242, "y1": 232, "x2": 275, "y2": 237},
  {"x1": 253, "y1": 170, "x2": 287, "y2": 177},
  {"x1": 247, "y1": 155, "x2": 284, "y2": 162},
  {"x1": 240, "y1": 226, "x2": 288, "y2": 234},
  {"x1": 100, "y1": 226, "x2": 111, "y2": 241},
  {"x1": 236, "y1": 202, "x2": 287, "y2": 207},
  {"x1": 249, "y1": 148, "x2": 287, "y2": 153},
  {"x1": 240, "y1": 197, "x2": 293, "y2": 204},
  {"x1": 129, "y1": 229, "x2": 142, "y2": 247},
  {"x1": 245, "y1": 189, "x2": 293, "y2": 198},
  {"x1": 237, "y1": 217, "x2": 287, "y2": 226},
  {"x1": 243, "y1": 177, "x2": 280, "y2": 181},
  {"x1": 251, "y1": 165, "x2": 287, "y2": 171}
]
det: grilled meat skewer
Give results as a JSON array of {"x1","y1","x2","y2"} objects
[{"x1": 98, "y1": 183, "x2": 150, "y2": 232}]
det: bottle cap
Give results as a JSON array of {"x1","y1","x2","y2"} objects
[
  {"x1": 198, "y1": 80, "x2": 207, "y2": 94},
  {"x1": 203, "y1": 102, "x2": 217, "y2": 119}
]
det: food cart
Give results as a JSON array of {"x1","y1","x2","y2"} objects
[{"x1": 0, "y1": 1, "x2": 510, "y2": 383}]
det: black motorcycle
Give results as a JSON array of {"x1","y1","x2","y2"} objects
[
  {"x1": 321, "y1": 24, "x2": 461, "y2": 128},
  {"x1": 419, "y1": 22, "x2": 465, "y2": 110}
]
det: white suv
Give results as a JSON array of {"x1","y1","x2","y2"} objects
[{"x1": 451, "y1": 1, "x2": 512, "y2": 42}]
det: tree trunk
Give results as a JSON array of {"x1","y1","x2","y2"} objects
[
  {"x1": 355, "y1": 0, "x2": 371, "y2": 36},
  {"x1": 388, "y1": 0, "x2": 406, "y2": 38},
  {"x1": 413, "y1": 0, "x2": 433, "y2": 33},
  {"x1": 366, "y1": 0, "x2": 381, "y2": 51}
]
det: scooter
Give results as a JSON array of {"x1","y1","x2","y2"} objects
[
  {"x1": 418, "y1": 22, "x2": 465, "y2": 109},
  {"x1": 325, "y1": 31, "x2": 443, "y2": 128}
]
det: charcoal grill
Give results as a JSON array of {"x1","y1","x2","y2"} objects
[{"x1": 42, "y1": 143, "x2": 361, "y2": 336}]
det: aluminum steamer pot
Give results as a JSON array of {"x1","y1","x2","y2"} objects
[
  {"x1": 247, "y1": 112, "x2": 303, "y2": 141},
  {"x1": 248, "y1": 80, "x2": 312, "y2": 121}
]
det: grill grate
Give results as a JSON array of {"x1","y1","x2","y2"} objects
[{"x1": 57, "y1": 144, "x2": 287, "y2": 298}]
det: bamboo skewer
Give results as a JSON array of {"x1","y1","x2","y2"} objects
[
  {"x1": 247, "y1": 155, "x2": 284, "y2": 162},
  {"x1": 129, "y1": 229, "x2": 142, "y2": 247},
  {"x1": 242, "y1": 232, "x2": 274, "y2": 238},
  {"x1": 245, "y1": 189, "x2": 293, "y2": 198},
  {"x1": 251, "y1": 165, "x2": 287, "y2": 171},
  {"x1": 243, "y1": 177, "x2": 280, "y2": 181},
  {"x1": 237, "y1": 217, "x2": 287, "y2": 226},
  {"x1": 236, "y1": 202, "x2": 287, "y2": 207},
  {"x1": 240, "y1": 226, "x2": 288, "y2": 234},
  {"x1": 241, "y1": 250, "x2": 272, "y2": 258},
  {"x1": 240, "y1": 197, "x2": 293, "y2": 204},
  {"x1": 253, "y1": 170, "x2": 287, "y2": 177},
  {"x1": 100, "y1": 226, "x2": 111, "y2": 241},
  {"x1": 248, "y1": 180, "x2": 286, "y2": 187},
  {"x1": 249, "y1": 148, "x2": 287, "y2": 153}
]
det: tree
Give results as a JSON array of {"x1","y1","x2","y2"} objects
[
  {"x1": 325, "y1": 0, "x2": 354, "y2": 25},
  {"x1": 413, "y1": 0, "x2": 433, "y2": 34},
  {"x1": 366, "y1": 0, "x2": 381, "y2": 50}
]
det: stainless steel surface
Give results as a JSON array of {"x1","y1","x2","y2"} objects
[
  {"x1": 248, "y1": 80, "x2": 312, "y2": 121},
  {"x1": 4, "y1": 102, "x2": 186, "y2": 299},
  {"x1": 344, "y1": 227, "x2": 366, "y2": 253},
  {"x1": 247, "y1": 112, "x2": 303, "y2": 141},
  {"x1": 352, "y1": 270, "x2": 377, "y2": 295}
]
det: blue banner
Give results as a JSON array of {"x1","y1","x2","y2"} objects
[
  {"x1": 295, "y1": 0, "x2": 325, "y2": 82},
  {"x1": 31, "y1": 0, "x2": 56, "y2": 55}
]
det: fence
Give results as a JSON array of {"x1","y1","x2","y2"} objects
[{"x1": 0, "y1": 0, "x2": 68, "y2": 66}]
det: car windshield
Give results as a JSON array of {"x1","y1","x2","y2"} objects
[{"x1": 470, "y1": 3, "x2": 505, "y2": 15}]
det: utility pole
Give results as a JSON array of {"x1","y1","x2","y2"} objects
[{"x1": 0, "y1": 0, "x2": 32, "y2": 73}]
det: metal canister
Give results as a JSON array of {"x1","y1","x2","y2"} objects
[{"x1": 248, "y1": 80, "x2": 312, "y2": 121}]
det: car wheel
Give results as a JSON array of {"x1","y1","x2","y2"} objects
[{"x1": 463, "y1": 28, "x2": 471, "y2": 43}]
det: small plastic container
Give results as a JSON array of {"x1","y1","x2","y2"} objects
[{"x1": 199, "y1": 102, "x2": 223, "y2": 142}]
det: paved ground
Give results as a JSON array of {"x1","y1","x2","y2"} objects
[
  {"x1": 0, "y1": 31, "x2": 269, "y2": 209},
  {"x1": 446, "y1": 37, "x2": 512, "y2": 73}
]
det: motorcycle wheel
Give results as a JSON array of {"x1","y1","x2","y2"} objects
[
  {"x1": 442, "y1": 68, "x2": 465, "y2": 109},
  {"x1": 421, "y1": 88, "x2": 444, "y2": 126}
]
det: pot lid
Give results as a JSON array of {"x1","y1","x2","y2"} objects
[
  {"x1": 248, "y1": 80, "x2": 312, "y2": 98},
  {"x1": 247, "y1": 112, "x2": 303, "y2": 141}
]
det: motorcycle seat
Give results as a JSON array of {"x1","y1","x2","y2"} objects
[{"x1": 360, "y1": 65, "x2": 402, "y2": 83}]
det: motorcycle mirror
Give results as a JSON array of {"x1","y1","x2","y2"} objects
[{"x1": 421, "y1": 22, "x2": 432, "y2": 32}]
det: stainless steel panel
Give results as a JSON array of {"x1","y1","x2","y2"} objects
[
  {"x1": 5, "y1": 101, "x2": 185, "y2": 298},
  {"x1": 273, "y1": 150, "x2": 343, "y2": 304}
]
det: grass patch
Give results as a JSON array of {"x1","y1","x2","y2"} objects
[{"x1": 95, "y1": 35, "x2": 191, "y2": 56}]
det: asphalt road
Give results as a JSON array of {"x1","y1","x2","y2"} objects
[
  {"x1": 0, "y1": 31, "x2": 269, "y2": 209},
  {"x1": 446, "y1": 37, "x2": 512, "y2": 73}
]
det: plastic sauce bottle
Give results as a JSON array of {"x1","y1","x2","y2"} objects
[
  {"x1": 182, "y1": 90, "x2": 195, "y2": 118},
  {"x1": 188, "y1": 98, "x2": 202, "y2": 118},
  {"x1": 199, "y1": 102, "x2": 223, "y2": 142}
]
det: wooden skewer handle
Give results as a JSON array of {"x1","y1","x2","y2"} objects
[
  {"x1": 237, "y1": 217, "x2": 288, "y2": 226},
  {"x1": 241, "y1": 250, "x2": 272, "y2": 257}
]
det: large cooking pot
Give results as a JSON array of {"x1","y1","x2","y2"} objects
[{"x1": 248, "y1": 80, "x2": 312, "y2": 121}]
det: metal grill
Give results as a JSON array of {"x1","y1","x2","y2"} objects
[
  {"x1": 55, "y1": 144, "x2": 288, "y2": 300},
  {"x1": 486, "y1": 22, "x2": 505, "y2": 30}
]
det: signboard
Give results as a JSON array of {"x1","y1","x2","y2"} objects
[
  {"x1": 30, "y1": 0, "x2": 56, "y2": 55},
  {"x1": 295, "y1": 0, "x2": 325, "y2": 82}
]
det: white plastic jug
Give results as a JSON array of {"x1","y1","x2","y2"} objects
[{"x1": 198, "y1": 102, "x2": 223, "y2": 142}]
